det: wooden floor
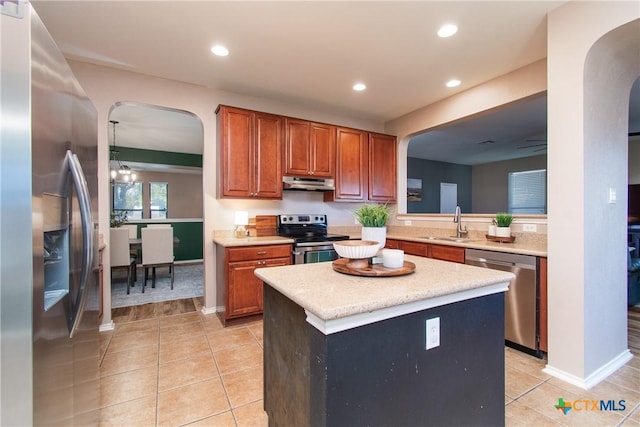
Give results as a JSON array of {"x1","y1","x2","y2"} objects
[
  {"x1": 630, "y1": 305, "x2": 640, "y2": 355},
  {"x1": 111, "y1": 296, "x2": 203, "y2": 323}
]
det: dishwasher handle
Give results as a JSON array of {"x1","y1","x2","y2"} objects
[{"x1": 466, "y1": 256, "x2": 536, "y2": 270}]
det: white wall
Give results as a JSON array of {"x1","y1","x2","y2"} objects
[
  {"x1": 546, "y1": 3, "x2": 639, "y2": 387},
  {"x1": 71, "y1": 60, "x2": 383, "y2": 325}
]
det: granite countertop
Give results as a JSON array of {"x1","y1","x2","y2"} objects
[
  {"x1": 255, "y1": 255, "x2": 515, "y2": 334},
  {"x1": 213, "y1": 235, "x2": 294, "y2": 247}
]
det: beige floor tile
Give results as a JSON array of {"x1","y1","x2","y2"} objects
[
  {"x1": 207, "y1": 328, "x2": 258, "y2": 352},
  {"x1": 201, "y1": 315, "x2": 225, "y2": 333},
  {"x1": 222, "y1": 366, "x2": 263, "y2": 408},
  {"x1": 185, "y1": 410, "x2": 237, "y2": 426},
  {"x1": 505, "y1": 348, "x2": 550, "y2": 381},
  {"x1": 159, "y1": 352, "x2": 219, "y2": 392},
  {"x1": 627, "y1": 355, "x2": 640, "y2": 371},
  {"x1": 516, "y1": 382, "x2": 581, "y2": 424},
  {"x1": 505, "y1": 400, "x2": 561, "y2": 426},
  {"x1": 505, "y1": 365, "x2": 547, "y2": 399},
  {"x1": 159, "y1": 335, "x2": 211, "y2": 364},
  {"x1": 157, "y1": 378, "x2": 230, "y2": 427},
  {"x1": 100, "y1": 344, "x2": 158, "y2": 377},
  {"x1": 99, "y1": 395, "x2": 156, "y2": 427},
  {"x1": 214, "y1": 343, "x2": 263, "y2": 375},
  {"x1": 160, "y1": 320, "x2": 205, "y2": 343},
  {"x1": 246, "y1": 322, "x2": 263, "y2": 342},
  {"x1": 626, "y1": 404, "x2": 640, "y2": 424},
  {"x1": 605, "y1": 364, "x2": 640, "y2": 392},
  {"x1": 107, "y1": 329, "x2": 159, "y2": 354},
  {"x1": 114, "y1": 318, "x2": 159, "y2": 335},
  {"x1": 160, "y1": 311, "x2": 201, "y2": 328},
  {"x1": 100, "y1": 365, "x2": 157, "y2": 408},
  {"x1": 233, "y1": 400, "x2": 268, "y2": 427}
]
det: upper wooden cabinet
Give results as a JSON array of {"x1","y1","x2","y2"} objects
[
  {"x1": 325, "y1": 128, "x2": 397, "y2": 202},
  {"x1": 217, "y1": 105, "x2": 283, "y2": 199},
  {"x1": 284, "y1": 118, "x2": 335, "y2": 178}
]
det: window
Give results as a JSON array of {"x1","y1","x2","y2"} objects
[
  {"x1": 112, "y1": 182, "x2": 143, "y2": 219},
  {"x1": 508, "y1": 169, "x2": 546, "y2": 214},
  {"x1": 149, "y1": 182, "x2": 168, "y2": 219}
]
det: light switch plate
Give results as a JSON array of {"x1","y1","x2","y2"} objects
[
  {"x1": 404, "y1": 220, "x2": 412, "y2": 226},
  {"x1": 523, "y1": 224, "x2": 537, "y2": 232}
]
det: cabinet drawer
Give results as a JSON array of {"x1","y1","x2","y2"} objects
[
  {"x1": 428, "y1": 244, "x2": 465, "y2": 263},
  {"x1": 227, "y1": 244, "x2": 292, "y2": 262},
  {"x1": 399, "y1": 241, "x2": 428, "y2": 257}
]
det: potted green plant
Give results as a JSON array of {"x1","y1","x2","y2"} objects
[
  {"x1": 494, "y1": 212, "x2": 513, "y2": 237},
  {"x1": 354, "y1": 203, "x2": 392, "y2": 250},
  {"x1": 110, "y1": 210, "x2": 128, "y2": 228}
]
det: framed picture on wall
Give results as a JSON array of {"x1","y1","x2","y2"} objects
[{"x1": 407, "y1": 178, "x2": 423, "y2": 201}]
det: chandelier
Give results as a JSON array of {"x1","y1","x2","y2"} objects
[{"x1": 109, "y1": 120, "x2": 137, "y2": 183}]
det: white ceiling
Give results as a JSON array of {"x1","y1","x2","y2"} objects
[{"x1": 32, "y1": 1, "x2": 639, "y2": 164}]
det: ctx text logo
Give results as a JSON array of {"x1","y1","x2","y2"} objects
[{"x1": 554, "y1": 397, "x2": 626, "y2": 415}]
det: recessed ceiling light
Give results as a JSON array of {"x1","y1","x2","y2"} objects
[
  {"x1": 437, "y1": 24, "x2": 458, "y2": 38},
  {"x1": 211, "y1": 45, "x2": 229, "y2": 57},
  {"x1": 352, "y1": 83, "x2": 367, "y2": 91},
  {"x1": 446, "y1": 79, "x2": 461, "y2": 88}
]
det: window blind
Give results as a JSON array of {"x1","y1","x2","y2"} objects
[{"x1": 508, "y1": 169, "x2": 546, "y2": 214}]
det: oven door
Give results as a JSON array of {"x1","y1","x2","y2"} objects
[{"x1": 293, "y1": 242, "x2": 340, "y2": 264}]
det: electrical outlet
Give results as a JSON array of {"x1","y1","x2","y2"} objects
[
  {"x1": 425, "y1": 317, "x2": 440, "y2": 350},
  {"x1": 404, "y1": 220, "x2": 412, "y2": 226},
  {"x1": 523, "y1": 224, "x2": 537, "y2": 232}
]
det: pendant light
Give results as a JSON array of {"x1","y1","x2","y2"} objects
[{"x1": 109, "y1": 120, "x2": 137, "y2": 183}]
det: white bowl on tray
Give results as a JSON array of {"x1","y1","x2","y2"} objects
[{"x1": 333, "y1": 240, "x2": 380, "y2": 260}]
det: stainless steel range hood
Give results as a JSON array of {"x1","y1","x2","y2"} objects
[{"x1": 283, "y1": 176, "x2": 335, "y2": 191}]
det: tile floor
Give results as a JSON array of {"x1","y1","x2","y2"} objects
[{"x1": 100, "y1": 300, "x2": 640, "y2": 427}]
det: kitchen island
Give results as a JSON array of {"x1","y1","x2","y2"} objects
[{"x1": 255, "y1": 255, "x2": 515, "y2": 427}]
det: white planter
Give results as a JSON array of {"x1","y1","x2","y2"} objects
[
  {"x1": 361, "y1": 226, "x2": 386, "y2": 251},
  {"x1": 495, "y1": 226, "x2": 511, "y2": 238}
]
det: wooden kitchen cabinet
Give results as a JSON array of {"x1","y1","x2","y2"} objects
[
  {"x1": 218, "y1": 244, "x2": 292, "y2": 324},
  {"x1": 428, "y1": 243, "x2": 465, "y2": 264},
  {"x1": 399, "y1": 240, "x2": 429, "y2": 257},
  {"x1": 538, "y1": 257, "x2": 548, "y2": 352},
  {"x1": 284, "y1": 118, "x2": 335, "y2": 178},
  {"x1": 384, "y1": 238, "x2": 401, "y2": 249},
  {"x1": 217, "y1": 105, "x2": 283, "y2": 199},
  {"x1": 325, "y1": 128, "x2": 397, "y2": 202}
]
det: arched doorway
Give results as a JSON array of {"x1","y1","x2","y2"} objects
[{"x1": 107, "y1": 103, "x2": 205, "y2": 315}]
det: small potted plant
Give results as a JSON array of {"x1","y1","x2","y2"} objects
[
  {"x1": 354, "y1": 203, "x2": 392, "y2": 250},
  {"x1": 494, "y1": 212, "x2": 513, "y2": 237},
  {"x1": 110, "y1": 210, "x2": 128, "y2": 228}
]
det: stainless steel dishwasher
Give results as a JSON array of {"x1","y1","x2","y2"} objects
[{"x1": 465, "y1": 248, "x2": 538, "y2": 353}]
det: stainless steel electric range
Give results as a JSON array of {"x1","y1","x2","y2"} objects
[{"x1": 276, "y1": 214, "x2": 350, "y2": 264}]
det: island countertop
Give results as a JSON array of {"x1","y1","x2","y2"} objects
[{"x1": 255, "y1": 255, "x2": 515, "y2": 334}]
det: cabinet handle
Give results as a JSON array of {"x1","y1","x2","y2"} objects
[{"x1": 256, "y1": 251, "x2": 267, "y2": 255}]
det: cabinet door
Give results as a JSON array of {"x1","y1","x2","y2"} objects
[
  {"x1": 284, "y1": 118, "x2": 311, "y2": 177},
  {"x1": 227, "y1": 260, "x2": 262, "y2": 318},
  {"x1": 219, "y1": 106, "x2": 253, "y2": 197},
  {"x1": 254, "y1": 112, "x2": 283, "y2": 199},
  {"x1": 332, "y1": 127, "x2": 367, "y2": 201},
  {"x1": 384, "y1": 239, "x2": 401, "y2": 249},
  {"x1": 309, "y1": 123, "x2": 335, "y2": 178},
  {"x1": 428, "y1": 244, "x2": 465, "y2": 263},
  {"x1": 258, "y1": 257, "x2": 292, "y2": 310},
  {"x1": 369, "y1": 133, "x2": 397, "y2": 202}
]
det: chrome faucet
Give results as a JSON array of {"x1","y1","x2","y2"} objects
[{"x1": 453, "y1": 206, "x2": 468, "y2": 238}]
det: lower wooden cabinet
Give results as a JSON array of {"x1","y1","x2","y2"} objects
[
  {"x1": 217, "y1": 244, "x2": 292, "y2": 324},
  {"x1": 385, "y1": 239, "x2": 465, "y2": 264}
]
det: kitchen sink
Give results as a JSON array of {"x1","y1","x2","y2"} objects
[{"x1": 421, "y1": 236, "x2": 474, "y2": 243}]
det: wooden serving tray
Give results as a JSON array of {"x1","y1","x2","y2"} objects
[
  {"x1": 332, "y1": 258, "x2": 416, "y2": 277},
  {"x1": 485, "y1": 234, "x2": 516, "y2": 243}
]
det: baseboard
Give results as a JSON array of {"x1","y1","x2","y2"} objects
[
  {"x1": 175, "y1": 259, "x2": 203, "y2": 265},
  {"x1": 543, "y1": 349, "x2": 633, "y2": 389},
  {"x1": 200, "y1": 305, "x2": 218, "y2": 315},
  {"x1": 99, "y1": 320, "x2": 115, "y2": 332}
]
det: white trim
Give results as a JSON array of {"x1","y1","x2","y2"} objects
[
  {"x1": 542, "y1": 350, "x2": 633, "y2": 390},
  {"x1": 305, "y1": 281, "x2": 509, "y2": 335},
  {"x1": 126, "y1": 218, "x2": 203, "y2": 223},
  {"x1": 99, "y1": 320, "x2": 115, "y2": 332},
  {"x1": 200, "y1": 305, "x2": 218, "y2": 315}
]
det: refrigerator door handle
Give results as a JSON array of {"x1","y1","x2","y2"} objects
[{"x1": 65, "y1": 150, "x2": 95, "y2": 338}]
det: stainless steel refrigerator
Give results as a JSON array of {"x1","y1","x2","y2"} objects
[{"x1": 1, "y1": 3, "x2": 100, "y2": 425}]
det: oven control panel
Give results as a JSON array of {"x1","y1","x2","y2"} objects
[{"x1": 277, "y1": 214, "x2": 327, "y2": 225}]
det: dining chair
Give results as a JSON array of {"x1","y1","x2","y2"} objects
[
  {"x1": 110, "y1": 227, "x2": 136, "y2": 294},
  {"x1": 141, "y1": 227, "x2": 174, "y2": 292},
  {"x1": 147, "y1": 224, "x2": 171, "y2": 228},
  {"x1": 123, "y1": 224, "x2": 138, "y2": 238}
]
